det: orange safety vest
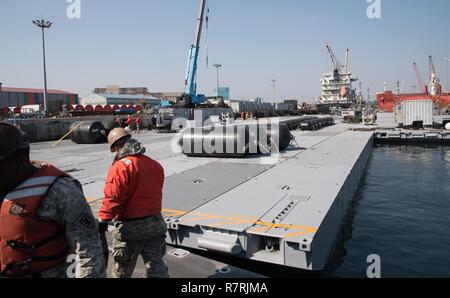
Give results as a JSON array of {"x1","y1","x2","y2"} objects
[{"x1": 0, "y1": 164, "x2": 71, "y2": 277}]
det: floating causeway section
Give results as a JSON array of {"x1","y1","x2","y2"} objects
[
  {"x1": 375, "y1": 129, "x2": 450, "y2": 144},
  {"x1": 30, "y1": 122, "x2": 374, "y2": 271},
  {"x1": 163, "y1": 125, "x2": 374, "y2": 271}
]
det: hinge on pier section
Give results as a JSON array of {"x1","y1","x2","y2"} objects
[
  {"x1": 287, "y1": 238, "x2": 313, "y2": 252},
  {"x1": 165, "y1": 218, "x2": 180, "y2": 230},
  {"x1": 273, "y1": 195, "x2": 309, "y2": 224}
]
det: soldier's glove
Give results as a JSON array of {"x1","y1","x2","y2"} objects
[{"x1": 98, "y1": 221, "x2": 109, "y2": 234}]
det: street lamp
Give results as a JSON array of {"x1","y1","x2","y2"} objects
[
  {"x1": 33, "y1": 19, "x2": 52, "y2": 114},
  {"x1": 213, "y1": 64, "x2": 222, "y2": 97},
  {"x1": 271, "y1": 79, "x2": 277, "y2": 104},
  {"x1": 445, "y1": 58, "x2": 450, "y2": 92}
]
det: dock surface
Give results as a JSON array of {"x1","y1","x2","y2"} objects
[{"x1": 30, "y1": 122, "x2": 374, "y2": 273}]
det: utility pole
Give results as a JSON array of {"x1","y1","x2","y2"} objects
[
  {"x1": 271, "y1": 79, "x2": 277, "y2": 104},
  {"x1": 213, "y1": 64, "x2": 222, "y2": 97},
  {"x1": 33, "y1": 19, "x2": 52, "y2": 115},
  {"x1": 445, "y1": 58, "x2": 450, "y2": 92}
]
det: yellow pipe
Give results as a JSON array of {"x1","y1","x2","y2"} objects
[{"x1": 51, "y1": 121, "x2": 84, "y2": 148}]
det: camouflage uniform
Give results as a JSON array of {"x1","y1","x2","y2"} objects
[
  {"x1": 33, "y1": 176, "x2": 106, "y2": 278},
  {"x1": 111, "y1": 214, "x2": 169, "y2": 278}
]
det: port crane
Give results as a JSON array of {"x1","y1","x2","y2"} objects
[
  {"x1": 179, "y1": 0, "x2": 208, "y2": 106},
  {"x1": 413, "y1": 61, "x2": 427, "y2": 94},
  {"x1": 344, "y1": 49, "x2": 350, "y2": 74},
  {"x1": 326, "y1": 43, "x2": 342, "y2": 76},
  {"x1": 428, "y1": 55, "x2": 442, "y2": 96}
]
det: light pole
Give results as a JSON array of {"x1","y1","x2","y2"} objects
[
  {"x1": 445, "y1": 58, "x2": 450, "y2": 92},
  {"x1": 213, "y1": 64, "x2": 222, "y2": 97},
  {"x1": 33, "y1": 19, "x2": 52, "y2": 115},
  {"x1": 271, "y1": 79, "x2": 277, "y2": 104}
]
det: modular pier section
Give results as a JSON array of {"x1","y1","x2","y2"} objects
[
  {"x1": 29, "y1": 123, "x2": 374, "y2": 272},
  {"x1": 163, "y1": 126, "x2": 374, "y2": 271},
  {"x1": 375, "y1": 129, "x2": 450, "y2": 145}
]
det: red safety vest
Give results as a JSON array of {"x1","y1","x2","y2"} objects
[
  {"x1": 0, "y1": 164, "x2": 71, "y2": 277},
  {"x1": 126, "y1": 117, "x2": 133, "y2": 126}
]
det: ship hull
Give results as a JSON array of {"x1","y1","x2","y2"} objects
[
  {"x1": 376, "y1": 91, "x2": 450, "y2": 112},
  {"x1": 315, "y1": 102, "x2": 353, "y2": 114}
]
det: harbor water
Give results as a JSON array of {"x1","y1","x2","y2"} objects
[{"x1": 331, "y1": 144, "x2": 450, "y2": 278}]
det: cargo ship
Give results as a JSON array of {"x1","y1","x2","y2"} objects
[
  {"x1": 376, "y1": 56, "x2": 450, "y2": 112},
  {"x1": 316, "y1": 44, "x2": 360, "y2": 111},
  {"x1": 376, "y1": 92, "x2": 450, "y2": 112}
]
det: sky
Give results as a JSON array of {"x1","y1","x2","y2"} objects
[{"x1": 1, "y1": 0, "x2": 450, "y2": 102}]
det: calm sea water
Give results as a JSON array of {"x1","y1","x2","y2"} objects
[{"x1": 331, "y1": 144, "x2": 450, "y2": 278}]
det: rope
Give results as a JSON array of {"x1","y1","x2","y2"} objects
[{"x1": 50, "y1": 121, "x2": 84, "y2": 148}]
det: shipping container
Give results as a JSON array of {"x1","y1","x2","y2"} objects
[{"x1": 400, "y1": 99, "x2": 433, "y2": 126}]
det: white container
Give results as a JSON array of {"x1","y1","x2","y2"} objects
[{"x1": 400, "y1": 99, "x2": 433, "y2": 126}]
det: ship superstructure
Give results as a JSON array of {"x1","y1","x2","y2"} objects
[{"x1": 317, "y1": 44, "x2": 359, "y2": 108}]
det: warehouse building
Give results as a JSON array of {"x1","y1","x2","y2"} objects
[
  {"x1": 94, "y1": 85, "x2": 149, "y2": 95},
  {"x1": 0, "y1": 86, "x2": 78, "y2": 114},
  {"x1": 149, "y1": 92, "x2": 184, "y2": 103},
  {"x1": 283, "y1": 99, "x2": 299, "y2": 110},
  {"x1": 81, "y1": 93, "x2": 161, "y2": 107}
]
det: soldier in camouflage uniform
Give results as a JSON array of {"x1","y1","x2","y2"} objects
[
  {"x1": 99, "y1": 128, "x2": 169, "y2": 278},
  {"x1": 0, "y1": 122, "x2": 106, "y2": 278}
]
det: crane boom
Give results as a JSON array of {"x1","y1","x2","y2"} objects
[
  {"x1": 183, "y1": 0, "x2": 207, "y2": 105},
  {"x1": 413, "y1": 62, "x2": 427, "y2": 94},
  {"x1": 326, "y1": 43, "x2": 341, "y2": 72},
  {"x1": 194, "y1": 0, "x2": 206, "y2": 48},
  {"x1": 428, "y1": 55, "x2": 440, "y2": 83},
  {"x1": 428, "y1": 55, "x2": 442, "y2": 96},
  {"x1": 344, "y1": 49, "x2": 349, "y2": 74},
  {"x1": 429, "y1": 55, "x2": 436, "y2": 77}
]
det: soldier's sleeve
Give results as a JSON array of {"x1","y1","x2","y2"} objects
[{"x1": 40, "y1": 177, "x2": 107, "y2": 278}]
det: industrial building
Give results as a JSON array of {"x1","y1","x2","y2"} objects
[
  {"x1": 94, "y1": 85, "x2": 149, "y2": 95},
  {"x1": 214, "y1": 87, "x2": 230, "y2": 100},
  {"x1": 274, "y1": 103, "x2": 291, "y2": 111},
  {"x1": 283, "y1": 100, "x2": 299, "y2": 110},
  {"x1": 149, "y1": 92, "x2": 184, "y2": 103},
  {"x1": 0, "y1": 86, "x2": 78, "y2": 114},
  {"x1": 81, "y1": 93, "x2": 161, "y2": 107}
]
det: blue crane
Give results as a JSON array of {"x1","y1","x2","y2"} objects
[{"x1": 179, "y1": 0, "x2": 208, "y2": 106}]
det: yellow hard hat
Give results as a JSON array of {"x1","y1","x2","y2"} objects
[{"x1": 107, "y1": 128, "x2": 131, "y2": 152}]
